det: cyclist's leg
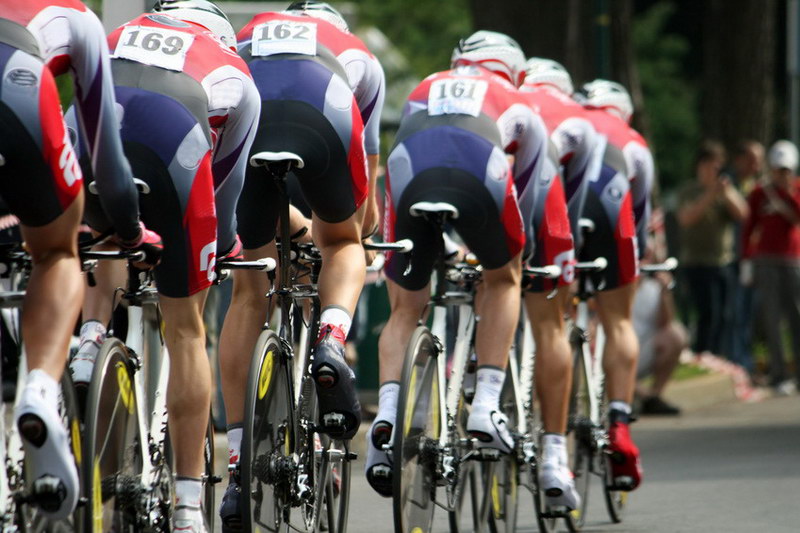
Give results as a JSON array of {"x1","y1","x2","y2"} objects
[{"x1": 0, "y1": 48, "x2": 84, "y2": 519}]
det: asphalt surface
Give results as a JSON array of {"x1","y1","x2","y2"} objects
[{"x1": 214, "y1": 394, "x2": 800, "y2": 532}]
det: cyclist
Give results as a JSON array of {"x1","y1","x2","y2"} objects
[
  {"x1": 69, "y1": 2, "x2": 259, "y2": 530},
  {"x1": 578, "y1": 79, "x2": 655, "y2": 491},
  {"x1": 365, "y1": 30, "x2": 551, "y2": 497},
  {"x1": 218, "y1": 1, "x2": 385, "y2": 528},
  {"x1": 519, "y1": 57, "x2": 601, "y2": 509},
  {"x1": 0, "y1": 0, "x2": 155, "y2": 519}
]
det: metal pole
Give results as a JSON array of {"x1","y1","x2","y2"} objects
[
  {"x1": 102, "y1": 0, "x2": 148, "y2": 32},
  {"x1": 789, "y1": 0, "x2": 800, "y2": 146}
]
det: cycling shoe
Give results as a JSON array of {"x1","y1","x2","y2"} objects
[{"x1": 312, "y1": 326, "x2": 360, "y2": 439}]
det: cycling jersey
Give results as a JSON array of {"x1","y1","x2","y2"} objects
[
  {"x1": 0, "y1": 0, "x2": 138, "y2": 238},
  {"x1": 79, "y1": 13, "x2": 259, "y2": 296},
  {"x1": 236, "y1": 12, "x2": 379, "y2": 248},
  {"x1": 384, "y1": 65, "x2": 547, "y2": 289}
]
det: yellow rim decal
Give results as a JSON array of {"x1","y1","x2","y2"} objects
[
  {"x1": 71, "y1": 418, "x2": 81, "y2": 466},
  {"x1": 411, "y1": 528, "x2": 423, "y2": 533},
  {"x1": 403, "y1": 366, "x2": 418, "y2": 437},
  {"x1": 115, "y1": 362, "x2": 134, "y2": 414},
  {"x1": 258, "y1": 350, "x2": 275, "y2": 400},
  {"x1": 430, "y1": 374, "x2": 440, "y2": 436},
  {"x1": 491, "y1": 471, "x2": 501, "y2": 517},
  {"x1": 93, "y1": 458, "x2": 102, "y2": 532}
]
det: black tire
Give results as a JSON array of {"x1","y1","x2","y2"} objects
[
  {"x1": 241, "y1": 330, "x2": 291, "y2": 533},
  {"x1": 203, "y1": 416, "x2": 216, "y2": 531},
  {"x1": 601, "y1": 444, "x2": 628, "y2": 523},
  {"x1": 488, "y1": 367, "x2": 520, "y2": 533},
  {"x1": 317, "y1": 437, "x2": 351, "y2": 533},
  {"x1": 448, "y1": 393, "x2": 482, "y2": 533},
  {"x1": 82, "y1": 339, "x2": 144, "y2": 532},
  {"x1": 15, "y1": 371, "x2": 83, "y2": 533},
  {"x1": 565, "y1": 347, "x2": 593, "y2": 532},
  {"x1": 393, "y1": 327, "x2": 441, "y2": 533}
]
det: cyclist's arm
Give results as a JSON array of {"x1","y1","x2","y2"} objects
[
  {"x1": 70, "y1": 10, "x2": 140, "y2": 242},
  {"x1": 630, "y1": 145, "x2": 655, "y2": 256},
  {"x1": 211, "y1": 73, "x2": 261, "y2": 254}
]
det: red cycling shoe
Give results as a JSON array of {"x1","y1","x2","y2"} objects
[{"x1": 607, "y1": 421, "x2": 643, "y2": 490}]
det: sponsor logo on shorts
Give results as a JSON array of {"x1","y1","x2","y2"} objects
[{"x1": 6, "y1": 68, "x2": 37, "y2": 87}]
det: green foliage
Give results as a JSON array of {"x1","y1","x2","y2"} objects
[
  {"x1": 351, "y1": 0, "x2": 471, "y2": 79},
  {"x1": 634, "y1": 1, "x2": 699, "y2": 192}
]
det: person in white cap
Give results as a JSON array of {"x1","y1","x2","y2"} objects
[{"x1": 742, "y1": 139, "x2": 800, "y2": 395}]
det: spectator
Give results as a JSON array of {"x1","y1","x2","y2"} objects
[
  {"x1": 634, "y1": 210, "x2": 687, "y2": 416},
  {"x1": 742, "y1": 140, "x2": 800, "y2": 395},
  {"x1": 677, "y1": 140, "x2": 748, "y2": 356},
  {"x1": 725, "y1": 140, "x2": 766, "y2": 374}
]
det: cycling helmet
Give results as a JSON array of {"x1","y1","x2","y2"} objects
[
  {"x1": 581, "y1": 79, "x2": 634, "y2": 123},
  {"x1": 524, "y1": 57, "x2": 573, "y2": 95},
  {"x1": 451, "y1": 30, "x2": 526, "y2": 87},
  {"x1": 285, "y1": 1, "x2": 349, "y2": 32},
  {"x1": 152, "y1": 0, "x2": 236, "y2": 49}
]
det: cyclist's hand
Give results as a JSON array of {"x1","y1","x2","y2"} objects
[
  {"x1": 221, "y1": 234, "x2": 244, "y2": 262},
  {"x1": 116, "y1": 222, "x2": 163, "y2": 269}
]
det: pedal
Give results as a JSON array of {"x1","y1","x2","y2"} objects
[
  {"x1": 370, "y1": 464, "x2": 391, "y2": 479},
  {"x1": 478, "y1": 448, "x2": 501, "y2": 461},
  {"x1": 322, "y1": 412, "x2": 346, "y2": 428},
  {"x1": 30, "y1": 475, "x2": 66, "y2": 514},
  {"x1": 346, "y1": 451, "x2": 358, "y2": 461}
]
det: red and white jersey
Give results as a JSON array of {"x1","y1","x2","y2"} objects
[
  {"x1": 108, "y1": 13, "x2": 260, "y2": 248},
  {"x1": 583, "y1": 108, "x2": 654, "y2": 245},
  {"x1": 404, "y1": 65, "x2": 550, "y2": 208},
  {"x1": 238, "y1": 12, "x2": 385, "y2": 155},
  {"x1": 1, "y1": 0, "x2": 140, "y2": 241},
  {"x1": 521, "y1": 84, "x2": 600, "y2": 206}
]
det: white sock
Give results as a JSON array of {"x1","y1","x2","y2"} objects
[
  {"x1": 472, "y1": 366, "x2": 505, "y2": 411},
  {"x1": 376, "y1": 382, "x2": 400, "y2": 425},
  {"x1": 25, "y1": 368, "x2": 59, "y2": 406},
  {"x1": 609, "y1": 400, "x2": 632, "y2": 415},
  {"x1": 175, "y1": 477, "x2": 202, "y2": 510},
  {"x1": 227, "y1": 425, "x2": 243, "y2": 465},
  {"x1": 542, "y1": 433, "x2": 567, "y2": 465},
  {"x1": 319, "y1": 306, "x2": 352, "y2": 338},
  {"x1": 79, "y1": 320, "x2": 106, "y2": 347}
]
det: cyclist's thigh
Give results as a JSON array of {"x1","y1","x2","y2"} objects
[
  {"x1": 0, "y1": 44, "x2": 82, "y2": 228},
  {"x1": 578, "y1": 160, "x2": 638, "y2": 290},
  {"x1": 526, "y1": 171, "x2": 575, "y2": 292}
]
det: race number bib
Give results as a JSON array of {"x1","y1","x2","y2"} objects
[
  {"x1": 251, "y1": 21, "x2": 317, "y2": 57},
  {"x1": 113, "y1": 26, "x2": 194, "y2": 72},
  {"x1": 428, "y1": 78, "x2": 488, "y2": 117}
]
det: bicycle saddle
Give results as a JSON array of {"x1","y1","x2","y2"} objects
[
  {"x1": 409, "y1": 201, "x2": 460, "y2": 220},
  {"x1": 249, "y1": 151, "x2": 305, "y2": 169},
  {"x1": 88, "y1": 178, "x2": 150, "y2": 195}
]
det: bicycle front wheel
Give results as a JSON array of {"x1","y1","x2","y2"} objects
[
  {"x1": 488, "y1": 366, "x2": 519, "y2": 533},
  {"x1": 393, "y1": 326, "x2": 441, "y2": 533},
  {"x1": 83, "y1": 338, "x2": 144, "y2": 533},
  {"x1": 241, "y1": 330, "x2": 291, "y2": 533},
  {"x1": 565, "y1": 345, "x2": 593, "y2": 532}
]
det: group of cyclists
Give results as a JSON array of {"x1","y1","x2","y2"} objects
[{"x1": 0, "y1": 0, "x2": 654, "y2": 531}]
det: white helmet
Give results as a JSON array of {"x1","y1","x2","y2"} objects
[
  {"x1": 285, "y1": 1, "x2": 349, "y2": 32},
  {"x1": 582, "y1": 79, "x2": 633, "y2": 123},
  {"x1": 524, "y1": 57, "x2": 573, "y2": 95},
  {"x1": 451, "y1": 30, "x2": 526, "y2": 87},
  {"x1": 152, "y1": 0, "x2": 236, "y2": 49}
]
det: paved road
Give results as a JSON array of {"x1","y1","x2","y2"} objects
[{"x1": 215, "y1": 395, "x2": 800, "y2": 532}]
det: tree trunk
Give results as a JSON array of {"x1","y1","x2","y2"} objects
[{"x1": 702, "y1": 0, "x2": 777, "y2": 150}]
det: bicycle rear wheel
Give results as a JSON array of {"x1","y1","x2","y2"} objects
[
  {"x1": 565, "y1": 345, "x2": 593, "y2": 532},
  {"x1": 488, "y1": 366, "x2": 519, "y2": 533},
  {"x1": 83, "y1": 338, "x2": 144, "y2": 533},
  {"x1": 15, "y1": 371, "x2": 83, "y2": 533},
  {"x1": 316, "y1": 436, "x2": 351, "y2": 533},
  {"x1": 448, "y1": 393, "x2": 482, "y2": 533},
  {"x1": 203, "y1": 416, "x2": 217, "y2": 531},
  {"x1": 241, "y1": 330, "x2": 291, "y2": 533},
  {"x1": 393, "y1": 326, "x2": 441, "y2": 533}
]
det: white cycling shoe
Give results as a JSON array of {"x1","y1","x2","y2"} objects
[
  {"x1": 466, "y1": 407, "x2": 514, "y2": 454},
  {"x1": 365, "y1": 419, "x2": 393, "y2": 497},
  {"x1": 173, "y1": 507, "x2": 208, "y2": 533},
  {"x1": 539, "y1": 455, "x2": 581, "y2": 510},
  {"x1": 14, "y1": 380, "x2": 79, "y2": 520}
]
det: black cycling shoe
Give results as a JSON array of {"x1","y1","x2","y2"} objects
[
  {"x1": 312, "y1": 326, "x2": 361, "y2": 440},
  {"x1": 220, "y1": 467, "x2": 243, "y2": 532}
]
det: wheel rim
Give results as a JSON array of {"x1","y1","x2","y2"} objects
[
  {"x1": 243, "y1": 334, "x2": 291, "y2": 532},
  {"x1": 394, "y1": 329, "x2": 439, "y2": 533}
]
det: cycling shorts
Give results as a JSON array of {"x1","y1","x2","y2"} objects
[
  {"x1": 83, "y1": 78, "x2": 217, "y2": 298},
  {"x1": 238, "y1": 59, "x2": 368, "y2": 249},
  {"x1": 577, "y1": 159, "x2": 639, "y2": 290},
  {"x1": 384, "y1": 126, "x2": 525, "y2": 291},
  {"x1": 524, "y1": 172, "x2": 575, "y2": 292},
  {"x1": 0, "y1": 43, "x2": 82, "y2": 227}
]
